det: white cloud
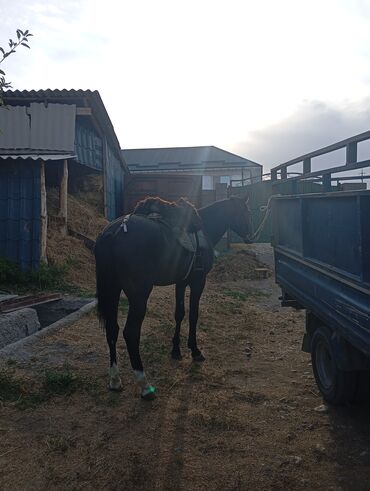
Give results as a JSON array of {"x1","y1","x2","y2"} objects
[
  {"x1": 233, "y1": 98, "x2": 370, "y2": 170},
  {"x1": 1, "y1": 0, "x2": 370, "y2": 162}
]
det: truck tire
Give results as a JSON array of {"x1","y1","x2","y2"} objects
[{"x1": 311, "y1": 327, "x2": 358, "y2": 404}]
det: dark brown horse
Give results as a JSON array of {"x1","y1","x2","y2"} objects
[{"x1": 95, "y1": 196, "x2": 252, "y2": 399}]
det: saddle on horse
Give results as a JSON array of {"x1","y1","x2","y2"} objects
[{"x1": 132, "y1": 197, "x2": 205, "y2": 254}]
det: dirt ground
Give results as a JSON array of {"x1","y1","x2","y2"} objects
[{"x1": 1, "y1": 246, "x2": 370, "y2": 490}]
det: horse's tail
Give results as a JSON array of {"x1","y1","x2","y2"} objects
[{"x1": 94, "y1": 233, "x2": 119, "y2": 330}]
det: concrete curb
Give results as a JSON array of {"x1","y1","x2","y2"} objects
[{"x1": 0, "y1": 300, "x2": 96, "y2": 359}]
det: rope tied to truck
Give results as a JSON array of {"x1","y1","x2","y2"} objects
[{"x1": 250, "y1": 195, "x2": 275, "y2": 242}]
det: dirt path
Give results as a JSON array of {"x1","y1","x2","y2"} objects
[{"x1": 1, "y1": 247, "x2": 370, "y2": 490}]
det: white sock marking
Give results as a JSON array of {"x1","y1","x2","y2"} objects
[
  {"x1": 109, "y1": 363, "x2": 122, "y2": 390},
  {"x1": 133, "y1": 370, "x2": 155, "y2": 397}
]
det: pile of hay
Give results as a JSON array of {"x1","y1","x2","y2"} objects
[
  {"x1": 47, "y1": 188, "x2": 108, "y2": 291},
  {"x1": 209, "y1": 249, "x2": 272, "y2": 283}
]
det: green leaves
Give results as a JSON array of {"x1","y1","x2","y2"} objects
[
  {"x1": 0, "y1": 28, "x2": 33, "y2": 107},
  {"x1": 2, "y1": 29, "x2": 32, "y2": 61}
]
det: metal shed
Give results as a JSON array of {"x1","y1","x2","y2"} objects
[
  {"x1": 0, "y1": 89, "x2": 128, "y2": 269},
  {"x1": 122, "y1": 146, "x2": 262, "y2": 189}
]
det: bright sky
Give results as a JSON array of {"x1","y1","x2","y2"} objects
[{"x1": 2, "y1": 0, "x2": 370, "y2": 169}]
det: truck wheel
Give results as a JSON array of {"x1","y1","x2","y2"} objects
[{"x1": 311, "y1": 327, "x2": 358, "y2": 404}]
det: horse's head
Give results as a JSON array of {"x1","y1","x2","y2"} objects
[{"x1": 229, "y1": 196, "x2": 253, "y2": 243}]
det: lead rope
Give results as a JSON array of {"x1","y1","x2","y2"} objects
[{"x1": 250, "y1": 195, "x2": 276, "y2": 242}]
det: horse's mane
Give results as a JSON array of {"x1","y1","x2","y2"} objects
[
  {"x1": 134, "y1": 196, "x2": 177, "y2": 213},
  {"x1": 177, "y1": 197, "x2": 198, "y2": 213},
  {"x1": 133, "y1": 196, "x2": 202, "y2": 232}
]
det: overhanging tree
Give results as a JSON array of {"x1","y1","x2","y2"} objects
[{"x1": 0, "y1": 29, "x2": 33, "y2": 107}]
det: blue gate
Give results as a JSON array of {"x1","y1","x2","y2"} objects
[{"x1": 0, "y1": 160, "x2": 41, "y2": 269}]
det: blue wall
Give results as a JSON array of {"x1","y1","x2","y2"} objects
[
  {"x1": 0, "y1": 160, "x2": 41, "y2": 269},
  {"x1": 75, "y1": 119, "x2": 103, "y2": 171},
  {"x1": 106, "y1": 142, "x2": 125, "y2": 220},
  {"x1": 75, "y1": 120, "x2": 125, "y2": 220}
]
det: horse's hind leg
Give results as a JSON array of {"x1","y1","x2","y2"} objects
[
  {"x1": 105, "y1": 288, "x2": 122, "y2": 390},
  {"x1": 171, "y1": 281, "x2": 187, "y2": 360},
  {"x1": 123, "y1": 285, "x2": 155, "y2": 400},
  {"x1": 107, "y1": 322, "x2": 122, "y2": 390},
  {"x1": 188, "y1": 275, "x2": 206, "y2": 362}
]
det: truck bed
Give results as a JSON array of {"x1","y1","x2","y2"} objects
[{"x1": 272, "y1": 190, "x2": 370, "y2": 356}]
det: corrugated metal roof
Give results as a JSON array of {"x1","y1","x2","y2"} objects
[
  {"x1": 4, "y1": 88, "x2": 97, "y2": 100},
  {"x1": 0, "y1": 103, "x2": 75, "y2": 151},
  {"x1": 122, "y1": 146, "x2": 261, "y2": 172},
  {"x1": 3, "y1": 89, "x2": 128, "y2": 173},
  {"x1": 29, "y1": 103, "x2": 75, "y2": 151},
  {"x1": 0, "y1": 153, "x2": 76, "y2": 161},
  {"x1": 0, "y1": 106, "x2": 29, "y2": 148}
]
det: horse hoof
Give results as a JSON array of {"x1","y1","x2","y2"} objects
[
  {"x1": 141, "y1": 386, "x2": 156, "y2": 401},
  {"x1": 171, "y1": 351, "x2": 183, "y2": 360},
  {"x1": 109, "y1": 374, "x2": 123, "y2": 391},
  {"x1": 108, "y1": 384, "x2": 123, "y2": 392},
  {"x1": 192, "y1": 353, "x2": 206, "y2": 363}
]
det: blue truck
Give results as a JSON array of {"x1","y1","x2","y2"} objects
[{"x1": 272, "y1": 190, "x2": 370, "y2": 404}]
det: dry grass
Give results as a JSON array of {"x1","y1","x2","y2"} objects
[
  {"x1": 1, "y1": 251, "x2": 370, "y2": 490},
  {"x1": 46, "y1": 188, "x2": 108, "y2": 291},
  {"x1": 11, "y1": 184, "x2": 369, "y2": 489},
  {"x1": 209, "y1": 248, "x2": 272, "y2": 283}
]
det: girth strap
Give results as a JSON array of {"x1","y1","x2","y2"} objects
[{"x1": 182, "y1": 233, "x2": 204, "y2": 280}]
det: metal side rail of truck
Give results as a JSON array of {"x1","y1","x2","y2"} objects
[{"x1": 271, "y1": 190, "x2": 370, "y2": 404}]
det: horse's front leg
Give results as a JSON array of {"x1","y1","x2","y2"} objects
[
  {"x1": 123, "y1": 286, "x2": 155, "y2": 400},
  {"x1": 171, "y1": 281, "x2": 187, "y2": 360},
  {"x1": 188, "y1": 275, "x2": 206, "y2": 362}
]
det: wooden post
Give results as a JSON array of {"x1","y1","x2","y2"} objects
[
  {"x1": 303, "y1": 158, "x2": 311, "y2": 174},
  {"x1": 346, "y1": 142, "x2": 358, "y2": 165},
  {"x1": 40, "y1": 160, "x2": 48, "y2": 264},
  {"x1": 59, "y1": 159, "x2": 68, "y2": 235},
  {"x1": 323, "y1": 173, "x2": 332, "y2": 192}
]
